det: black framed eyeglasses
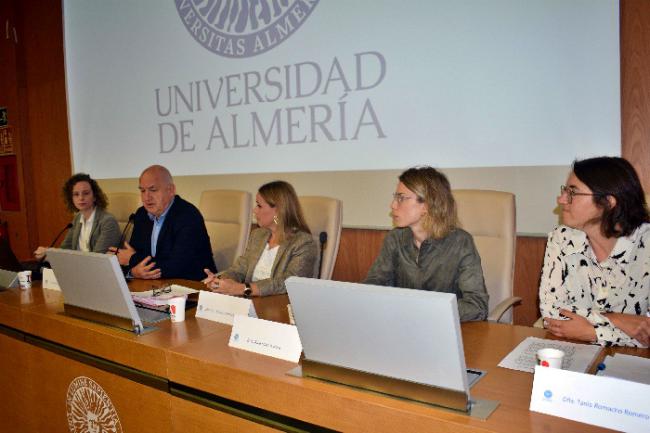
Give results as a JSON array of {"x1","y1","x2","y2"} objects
[
  {"x1": 560, "y1": 185, "x2": 598, "y2": 204},
  {"x1": 152, "y1": 285, "x2": 172, "y2": 297}
]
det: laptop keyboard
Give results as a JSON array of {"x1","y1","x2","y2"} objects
[{"x1": 136, "y1": 305, "x2": 170, "y2": 324}]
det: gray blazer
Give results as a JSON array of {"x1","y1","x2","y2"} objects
[
  {"x1": 218, "y1": 228, "x2": 318, "y2": 296},
  {"x1": 60, "y1": 208, "x2": 121, "y2": 253}
]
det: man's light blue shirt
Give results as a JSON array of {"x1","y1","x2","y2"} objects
[{"x1": 148, "y1": 197, "x2": 175, "y2": 257}]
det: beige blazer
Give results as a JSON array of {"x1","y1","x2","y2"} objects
[{"x1": 218, "y1": 228, "x2": 318, "y2": 296}]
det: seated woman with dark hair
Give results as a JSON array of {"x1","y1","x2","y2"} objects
[
  {"x1": 33, "y1": 173, "x2": 121, "y2": 259},
  {"x1": 540, "y1": 156, "x2": 650, "y2": 347},
  {"x1": 203, "y1": 181, "x2": 318, "y2": 297},
  {"x1": 363, "y1": 166, "x2": 489, "y2": 322}
]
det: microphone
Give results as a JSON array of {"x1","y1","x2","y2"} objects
[
  {"x1": 318, "y1": 231, "x2": 328, "y2": 279},
  {"x1": 117, "y1": 213, "x2": 136, "y2": 249},
  {"x1": 50, "y1": 223, "x2": 73, "y2": 247},
  {"x1": 40, "y1": 222, "x2": 73, "y2": 262}
]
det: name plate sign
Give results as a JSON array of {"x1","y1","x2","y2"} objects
[
  {"x1": 42, "y1": 268, "x2": 60, "y2": 291},
  {"x1": 229, "y1": 315, "x2": 302, "y2": 363},
  {"x1": 530, "y1": 366, "x2": 650, "y2": 433},
  {"x1": 195, "y1": 291, "x2": 257, "y2": 325}
]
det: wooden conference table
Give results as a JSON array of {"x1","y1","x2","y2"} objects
[{"x1": 0, "y1": 280, "x2": 646, "y2": 433}]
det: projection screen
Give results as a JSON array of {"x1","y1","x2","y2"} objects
[{"x1": 63, "y1": 0, "x2": 620, "y2": 179}]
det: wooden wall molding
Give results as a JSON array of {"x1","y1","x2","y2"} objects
[
  {"x1": 0, "y1": 0, "x2": 73, "y2": 259},
  {"x1": 621, "y1": 0, "x2": 650, "y2": 192}
]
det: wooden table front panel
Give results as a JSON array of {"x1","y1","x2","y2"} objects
[
  {"x1": 0, "y1": 332, "x2": 34, "y2": 433},
  {"x1": 3, "y1": 283, "x2": 646, "y2": 433},
  {"x1": 171, "y1": 396, "x2": 282, "y2": 433},
  {"x1": 16, "y1": 336, "x2": 171, "y2": 433}
]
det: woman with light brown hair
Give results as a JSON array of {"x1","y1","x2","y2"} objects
[
  {"x1": 203, "y1": 181, "x2": 318, "y2": 297},
  {"x1": 364, "y1": 166, "x2": 489, "y2": 321},
  {"x1": 33, "y1": 173, "x2": 120, "y2": 259}
]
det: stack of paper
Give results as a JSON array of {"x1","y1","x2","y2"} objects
[
  {"x1": 498, "y1": 337, "x2": 602, "y2": 373},
  {"x1": 131, "y1": 284, "x2": 199, "y2": 308}
]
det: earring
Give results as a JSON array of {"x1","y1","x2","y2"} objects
[{"x1": 273, "y1": 215, "x2": 279, "y2": 225}]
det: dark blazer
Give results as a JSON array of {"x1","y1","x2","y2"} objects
[
  {"x1": 60, "y1": 208, "x2": 121, "y2": 253},
  {"x1": 128, "y1": 195, "x2": 216, "y2": 280},
  {"x1": 219, "y1": 228, "x2": 318, "y2": 296}
]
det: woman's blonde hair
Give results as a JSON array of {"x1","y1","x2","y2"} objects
[
  {"x1": 399, "y1": 166, "x2": 458, "y2": 239},
  {"x1": 258, "y1": 181, "x2": 311, "y2": 243}
]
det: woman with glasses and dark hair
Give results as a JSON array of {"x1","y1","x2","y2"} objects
[
  {"x1": 363, "y1": 166, "x2": 489, "y2": 322},
  {"x1": 202, "y1": 180, "x2": 318, "y2": 297},
  {"x1": 33, "y1": 173, "x2": 121, "y2": 259},
  {"x1": 540, "y1": 156, "x2": 650, "y2": 347}
]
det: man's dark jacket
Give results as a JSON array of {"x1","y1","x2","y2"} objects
[{"x1": 128, "y1": 195, "x2": 216, "y2": 280}]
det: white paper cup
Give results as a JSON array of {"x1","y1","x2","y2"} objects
[
  {"x1": 17, "y1": 271, "x2": 32, "y2": 289},
  {"x1": 168, "y1": 296, "x2": 186, "y2": 323},
  {"x1": 536, "y1": 348, "x2": 565, "y2": 369}
]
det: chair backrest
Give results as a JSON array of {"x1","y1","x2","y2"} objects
[
  {"x1": 199, "y1": 189, "x2": 252, "y2": 272},
  {"x1": 453, "y1": 190, "x2": 516, "y2": 323},
  {"x1": 298, "y1": 196, "x2": 343, "y2": 280},
  {"x1": 106, "y1": 192, "x2": 141, "y2": 243}
]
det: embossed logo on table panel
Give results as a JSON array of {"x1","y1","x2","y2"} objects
[{"x1": 66, "y1": 376, "x2": 123, "y2": 433}]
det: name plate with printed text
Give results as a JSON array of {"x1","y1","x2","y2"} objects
[
  {"x1": 195, "y1": 291, "x2": 257, "y2": 325},
  {"x1": 530, "y1": 366, "x2": 650, "y2": 433},
  {"x1": 229, "y1": 315, "x2": 302, "y2": 363},
  {"x1": 42, "y1": 268, "x2": 60, "y2": 291}
]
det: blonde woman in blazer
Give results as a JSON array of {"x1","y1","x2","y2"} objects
[{"x1": 203, "y1": 181, "x2": 318, "y2": 297}]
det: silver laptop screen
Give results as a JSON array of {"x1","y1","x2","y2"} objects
[
  {"x1": 46, "y1": 248, "x2": 144, "y2": 332},
  {"x1": 286, "y1": 277, "x2": 469, "y2": 393}
]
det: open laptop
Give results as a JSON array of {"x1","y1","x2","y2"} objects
[
  {"x1": 0, "y1": 268, "x2": 18, "y2": 289},
  {"x1": 286, "y1": 277, "x2": 485, "y2": 413},
  {"x1": 0, "y1": 237, "x2": 22, "y2": 289},
  {"x1": 46, "y1": 248, "x2": 169, "y2": 334},
  {"x1": 0, "y1": 236, "x2": 23, "y2": 272}
]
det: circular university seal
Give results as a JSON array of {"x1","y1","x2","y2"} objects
[
  {"x1": 175, "y1": 0, "x2": 319, "y2": 58},
  {"x1": 66, "y1": 376, "x2": 123, "y2": 433}
]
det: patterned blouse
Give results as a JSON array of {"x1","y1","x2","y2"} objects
[{"x1": 539, "y1": 223, "x2": 650, "y2": 347}]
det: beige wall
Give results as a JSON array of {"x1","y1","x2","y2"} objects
[{"x1": 98, "y1": 165, "x2": 569, "y2": 236}]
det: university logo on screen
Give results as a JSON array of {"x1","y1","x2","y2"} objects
[{"x1": 175, "y1": 0, "x2": 319, "y2": 58}]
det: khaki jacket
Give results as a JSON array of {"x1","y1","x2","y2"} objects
[{"x1": 218, "y1": 228, "x2": 318, "y2": 296}]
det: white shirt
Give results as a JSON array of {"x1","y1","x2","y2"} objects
[
  {"x1": 539, "y1": 224, "x2": 650, "y2": 347},
  {"x1": 251, "y1": 243, "x2": 279, "y2": 282},
  {"x1": 78, "y1": 209, "x2": 96, "y2": 252}
]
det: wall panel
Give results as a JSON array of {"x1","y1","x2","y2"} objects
[
  {"x1": 0, "y1": 0, "x2": 31, "y2": 258},
  {"x1": 17, "y1": 0, "x2": 72, "y2": 254},
  {"x1": 621, "y1": 0, "x2": 650, "y2": 192}
]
